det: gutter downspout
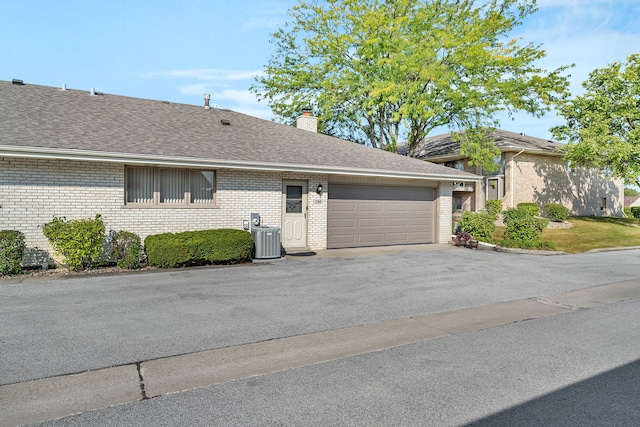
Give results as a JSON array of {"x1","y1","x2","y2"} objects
[{"x1": 510, "y1": 149, "x2": 525, "y2": 208}]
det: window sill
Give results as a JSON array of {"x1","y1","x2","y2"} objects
[{"x1": 121, "y1": 204, "x2": 220, "y2": 209}]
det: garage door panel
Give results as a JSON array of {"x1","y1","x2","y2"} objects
[
  {"x1": 329, "y1": 218, "x2": 357, "y2": 228},
  {"x1": 385, "y1": 232, "x2": 410, "y2": 243},
  {"x1": 328, "y1": 184, "x2": 436, "y2": 249},
  {"x1": 385, "y1": 203, "x2": 409, "y2": 213},
  {"x1": 359, "y1": 218, "x2": 384, "y2": 227},
  {"x1": 410, "y1": 217, "x2": 431, "y2": 226},
  {"x1": 329, "y1": 235, "x2": 357, "y2": 246},
  {"x1": 357, "y1": 233, "x2": 384, "y2": 244},
  {"x1": 386, "y1": 218, "x2": 410, "y2": 227},
  {"x1": 358, "y1": 203, "x2": 384, "y2": 212},
  {"x1": 329, "y1": 202, "x2": 357, "y2": 213}
]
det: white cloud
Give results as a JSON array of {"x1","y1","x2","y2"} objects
[
  {"x1": 240, "y1": 1, "x2": 291, "y2": 32},
  {"x1": 177, "y1": 85, "x2": 273, "y2": 119},
  {"x1": 496, "y1": 0, "x2": 640, "y2": 138},
  {"x1": 145, "y1": 68, "x2": 264, "y2": 81},
  {"x1": 241, "y1": 17, "x2": 285, "y2": 32}
]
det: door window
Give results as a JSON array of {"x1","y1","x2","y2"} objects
[{"x1": 286, "y1": 185, "x2": 303, "y2": 213}]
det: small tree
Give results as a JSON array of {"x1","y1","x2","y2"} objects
[
  {"x1": 42, "y1": 215, "x2": 106, "y2": 271},
  {"x1": 252, "y1": 0, "x2": 570, "y2": 169},
  {"x1": 552, "y1": 54, "x2": 640, "y2": 187}
]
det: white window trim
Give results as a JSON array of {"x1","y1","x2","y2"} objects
[{"x1": 486, "y1": 176, "x2": 504, "y2": 201}]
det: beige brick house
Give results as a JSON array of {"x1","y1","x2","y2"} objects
[
  {"x1": 0, "y1": 80, "x2": 479, "y2": 264},
  {"x1": 408, "y1": 129, "x2": 624, "y2": 217}
]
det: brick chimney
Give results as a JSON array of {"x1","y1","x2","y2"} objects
[{"x1": 296, "y1": 107, "x2": 317, "y2": 133}]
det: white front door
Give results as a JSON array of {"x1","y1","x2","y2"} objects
[{"x1": 282, "y1": 180, "x2": 308, "y2": 248}]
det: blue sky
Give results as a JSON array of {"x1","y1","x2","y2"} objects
[{"x1": 2, "y1": 0, "x2": 639, "y2": 141}]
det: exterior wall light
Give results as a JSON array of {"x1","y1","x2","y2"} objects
[{"x1": 316, "y1": 184, "x2": 323, "y2": 195}]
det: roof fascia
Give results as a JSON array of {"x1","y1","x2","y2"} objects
[
  {"x1": 416, "y1": 153, "x2": 464, "y2": 163},
  {"x1": 0, "y1": 145, "x2": 480, "y2": 182},
  {"x1": 422, "y1": 147, "x2": 565, "y2": 161},
  {"x1": 499, "y1": 147, "x2": 565, "y2": 157}
]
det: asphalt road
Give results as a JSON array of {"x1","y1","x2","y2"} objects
[
  {"x1": 1, "y1": 247, "x2": 639, "y2": 425},
  {"x1": 31, "y1": 296, "x2": 640, "y2": 426}
]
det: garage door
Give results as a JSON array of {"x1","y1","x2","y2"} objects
[{"x1": 327, "y1": 184, "x2": 436, "y2": 249}]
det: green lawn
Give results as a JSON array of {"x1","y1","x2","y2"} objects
[
  {"x1": 494, "y1": 216, "x2": 640, "y2": 253},
  {"x1": 541, "y1": 216, "x2": 640, "y2": 253}
]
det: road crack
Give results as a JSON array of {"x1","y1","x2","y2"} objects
[
  {"x1": 136, "y1": 362, "x2": 148, "y2": 400},
  {"x1": 531, "y1": 297, "x2": 577, "y2": 310}
]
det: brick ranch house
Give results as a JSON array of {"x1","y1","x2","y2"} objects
[
  {"x1": 406, "y1": 129, "x2": 624, "y2": 216},
  {"x1": 0, "y1": 80, "x2": 479, "y2": 264}
]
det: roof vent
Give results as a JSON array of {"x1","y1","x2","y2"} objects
[
  {"x1": 204, "y1": 93, "x2": 211, "y2": 109},
  {"x1": 221, "y1": 119, "x2": 231, "y2": 126},
  {"x1": 11, "y1": 79, "x2": 24, "y2": 85},
  {"x1": 61, "y1": 83, "x2": 67, "y2": 91},
  {"x1": 90, "y1": 87, "x2": 96, "y2": 96}
]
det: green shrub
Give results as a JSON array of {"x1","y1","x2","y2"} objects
[
  {"x1": 502, "y1": 207, "x2": 549, "y2": 247},
  {"x1": 500, "y1": 238, "x2": 556, "y2": 251},
  {"x1": 145, "y1": 229, "x2": 253, "y2": 269},
  {"x1": 458, "y1": 211, "x2": 496, "y2": 242},
  {"x1": 0, "y1": 230, "x2": 26, "y2": 276},
  {"x1": 516, "y1": 202, "x2": 541, "y2": 217},
  {"x1": 544, "y1": 203, "x2": 569, "y2": 222},
  {"x1": 630, "y1": 207, "x2": 640, "y2": 219},
  {"x1": 485, "y1": 200, "x2": 502, "y2": 218},
  {"x1": 41, "y1": 215, "x2": 106, "y2": 271},
  {"x1": 111, "y1": 231, "x2": 142, "y2": 269}
]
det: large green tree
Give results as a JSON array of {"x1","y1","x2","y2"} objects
[
  {"x1": 252, "y1": 0, "x2": 570, "y2": 170},
  {"x1": 552, "y1": 54, "x2": 640, "y2": 187}
]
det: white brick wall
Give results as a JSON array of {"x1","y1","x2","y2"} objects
[
  {"x1": 0, "y1": 158, "x2": 329, "y2": 264},
  {"x1": 438, "y1": 182, "x2": 453, "y2": 243},
  {"x1": 0, "y1": 157, "x2": 458, "y2": 264}
]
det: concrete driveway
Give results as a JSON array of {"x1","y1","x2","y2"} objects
[{"x1": 2, "y1": 245, "x2": 640, "y2": 425}]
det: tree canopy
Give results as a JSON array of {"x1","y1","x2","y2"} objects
[
  {"x1": 251, "y1": 0, "x2": 570, "y2": 170},
  {"x1": 552, "y1": 54, "x2": 640, "y2": 187}
]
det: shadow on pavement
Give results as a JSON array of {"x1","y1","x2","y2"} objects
[{"x1": 464, "y1": 359, "x2": 640, "y2": 426}]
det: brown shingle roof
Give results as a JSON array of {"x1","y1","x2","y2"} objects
[
  {"x1": 409, "y1": 129, "x2": 565, "y2": 160},
  {"x1": 625, "y1": 196, "x2": 640, "y2": 207},
  {"x1": 0, "y1": 81, "x2": 478, "y2": 181}
]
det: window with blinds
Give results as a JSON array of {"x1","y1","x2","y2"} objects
[{"x1": 125, "y1": 167, "x2": 215, "y2": 206}]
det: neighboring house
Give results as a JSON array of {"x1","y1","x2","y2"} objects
[
  {"x1": 0, "y1": 80, "x2": 479, "y2": 264},
  {"x1": 625, "y1": 196, "x2": 640, "y2": 208},
  {"x1": 406, "y1": 129, "x2": 624, "y2": 216}
]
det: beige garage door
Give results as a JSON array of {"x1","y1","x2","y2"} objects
[{"x1": 327, "y1": 184, "x2": 436, "y2": 249}]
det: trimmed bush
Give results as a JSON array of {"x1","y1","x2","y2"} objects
[
  {"x1": 145, "y1": 229, "x2": 253, "y2": 269},
  {"x1": 458, "y1": 211, "x2": 496, "y2": 242},
  {"x1": 502, "y1": 207, "x2": 549, "y2": 244},
  {"x1": 485, "y1": 200, "x2": 502, "y2": 218},
  {"x1": 516, "y1": 202, "x2": 541, "y2": 217},
  {"x1": 112, "y1": 231, "x2": 143, "y2": 269},
  {"x1": 544, "y1": 203, "x2": 569, "y2": 222},
  {"x1": 42, "y1": 215, "x2": 106, "y2": 271},
  {"x1": 0, "y1": 230, "x2": 26, "y2": 276},
  {"x1": 500, "y1": 238, "x2": 555, "y2": 251},
  {"x1": 630, "y1": 207, "x2": 640, "y2": 219}
]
